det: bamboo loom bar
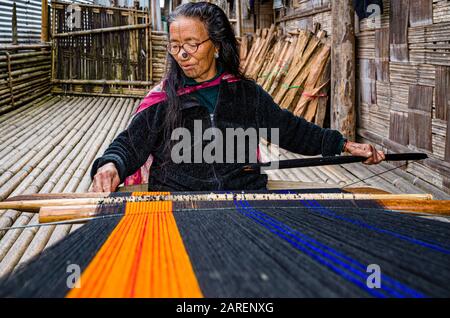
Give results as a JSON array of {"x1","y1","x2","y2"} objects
[
  {"x1": 3, "y1": 186, "x2": 393, "y2": 202},
  {"x1": 36, "y1": 199, "x2": 450, "y2": 224},
  {"x1": 0, "y1": 193, "x2": 434, "y2": 213}
]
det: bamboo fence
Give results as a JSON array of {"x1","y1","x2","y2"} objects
[
  {"x1": 0, "y1": 44, "x2": 52, "y2": 115},
  {"x1": 50, "y1": 1, "x2": 162, "y2": 97}
]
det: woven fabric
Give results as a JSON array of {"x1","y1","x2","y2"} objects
[{"x1": 1, "y1": 190, "x2": 449, "y2": 298}]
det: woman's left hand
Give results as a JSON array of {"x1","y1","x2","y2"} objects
[{"x1": 343, "y1": 141, "x2": 385, "y2": 165}]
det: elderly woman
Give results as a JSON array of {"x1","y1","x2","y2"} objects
[{"x1": 90, "y1": 2, "x2": 384, "y2": 193}]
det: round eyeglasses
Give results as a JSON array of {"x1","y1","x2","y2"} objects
[{"x1": 167, "y1": 38, "x2": 211, "y2": 55}]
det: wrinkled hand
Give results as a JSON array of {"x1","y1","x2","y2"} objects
[
  {"x1": 90, "y1": 162, "x2": 120, "y2": 193},
  {"x1": 344, "y1": 141, "x2": 385, "y2": 165}
]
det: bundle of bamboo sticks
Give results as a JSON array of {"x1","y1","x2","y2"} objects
[{"x1": 241, "y1": 25, "x2": 331, "y2": 126}]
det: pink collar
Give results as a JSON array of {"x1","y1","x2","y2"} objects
[{"x1": 136, "y1": 72, "x2": 241, "y2": 113}]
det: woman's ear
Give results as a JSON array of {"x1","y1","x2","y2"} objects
[{"x1": 214, "y1": 46, "x2": 220, "y2": 58}]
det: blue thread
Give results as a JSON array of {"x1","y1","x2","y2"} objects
[
  {"x1": 242, "y1": 200, "x2": 423, "y2": 297},
  {"x1": 232, "y1": 199, "x2": 387, "y2": 298},
  {"x1": 301, "y1": 199, "x2": 450, "y2": 255},
  {"x1": 233, "y1": 198, "x2": 425, "y2": 298},
  {"x1": 240, "y1": 200, "x2": 424, "y2": 298}
]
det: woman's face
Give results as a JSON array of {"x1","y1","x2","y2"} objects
[{"x1": 169, "y1": 17, "x2": 219, "y2": 82}]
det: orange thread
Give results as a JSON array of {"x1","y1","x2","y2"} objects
[{"x1": 67, "y1": 192, "x2": 203, "y2": 298}]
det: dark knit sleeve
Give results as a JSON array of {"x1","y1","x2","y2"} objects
[
  {"x1": 90, "y1": 107, "x2": 158, "y2": 183},
  {"x1": 255, "y1": 84, "x2": 345, "y2": 156}
]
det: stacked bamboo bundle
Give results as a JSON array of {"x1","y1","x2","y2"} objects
[
  {"x1": 238, "y1": 34, "x2": 253, "y2": 69},
  {"x1": 151, "y1": 30, "x2": 168, "y2": 83},
  {"x1": 0, "y1": 44, "x2": 52, "y2": 115},
  {"x1": 241, "y1": 25, "x2": 331, "y2": 126}
]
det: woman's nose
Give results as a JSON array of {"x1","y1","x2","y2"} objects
[{"x1": 178, "y1": 48, "x2": 189, "y2": 60}]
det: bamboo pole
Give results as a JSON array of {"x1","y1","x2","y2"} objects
[
  {"x1": 51, "y1": 90, "x2": 145, "y2": 98},
  {"x1": 0, "y1": 193, "x2": 434, "y2": 213},
  {"x1": 6, "y1": 184, "x2": 395, "y2": 202},
  {"x1": 41, "y1": 0, "x2": 49, "y2": 42},
  {"x1": 52, "y1": 79, "x2": 153, "y2": 86},
  {"x1": 0, "y1": 44, "x2": 51, "y2": 50},
  {"x1": 36, "y1": 198, "x2": 450, "y2": 224},
  {"x1": 0, "y1": 50, "x2": 51, "y2": 62}
]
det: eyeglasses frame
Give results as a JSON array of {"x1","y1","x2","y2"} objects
[{"x1": 167, "y1": 38, "x2": 211, "y2": 55}]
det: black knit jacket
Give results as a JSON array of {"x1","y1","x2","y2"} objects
[{"x1": 90, "y1": 78, "x2": 345, "y2": 191}]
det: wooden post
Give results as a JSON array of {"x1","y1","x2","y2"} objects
[
  {"x1": 236, "y1": 0, "x2": 242, "y2": 37},
  {"x1": 41, "y1": 0, "x2": 49, "y2": 42},
  {"x1": 151, "y1": 0, "x2": 162, "y2": 31},
  {"x1": 12, "y1": 2, "x2": 18, "y2": 45},
  {"x1": 331, "y1": 0, "x2": 356, "y2": 141}
]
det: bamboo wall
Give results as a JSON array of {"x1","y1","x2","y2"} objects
[
  {"x1": 276, "y1": 0, "x2": 331, "y2": 34},
  {"x1": 0, "y1": 44, "x2": 52, "y2": 115},
  {"x1": 356, "y1": 0, "x2": 450, "y2": 194},
  {"x1": 274, "y1": 0, "x2": 450, "y2": 194}
]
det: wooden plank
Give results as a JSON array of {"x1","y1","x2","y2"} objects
[
  {"x1": 375, "y1": 28, "x2": 390, "y2": 82},
  {"x1": 435, "y1": 66, "x2": 450, "y2": 120},
  {"x1": 446, "y1": 105, "x2": 450, "y2": 162},
  {"x1": 390, "y1": 0, "x2": 410, "y2": 62},
  {"x1": 408, "y1": 84, "x2": 433, "y2": 151},
  {"x1": 409, "y1": 0, "x2": 433, "y2": 27},
  {"x1": 389, "y1": 110, "x2": 409, "y2": 145},
  {"x1": 331, "y1": 0, "x2": 356, "y2": 140},
  {"x1": 408, "y1": 84, "x2": 433, "y2": 112},
  {"x1": 358, "y1": 59, "x2": 377, "y2": 105}
]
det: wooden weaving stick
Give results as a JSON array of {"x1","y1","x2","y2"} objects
[
  {"x1": 2, "y1": 186, "x2": 391, "y2": 202},
  {"x1": 37, "y1": 199, "x2": 450, "y2": 223}
]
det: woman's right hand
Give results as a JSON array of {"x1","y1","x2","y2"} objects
[{"x1": 91, "y1": 162, "x2": 121, "y2": 193}]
